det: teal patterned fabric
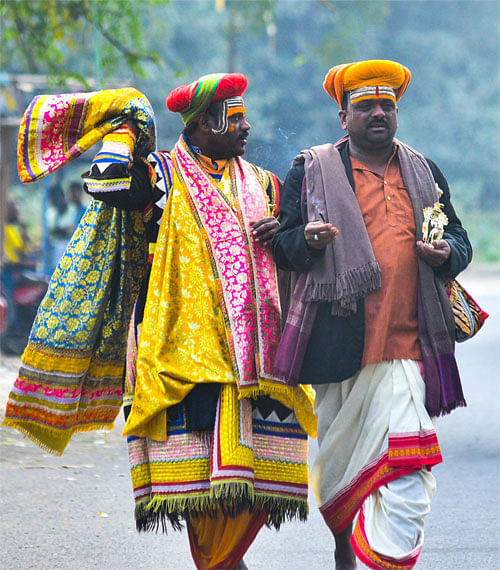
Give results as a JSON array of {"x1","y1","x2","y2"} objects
[{"x1": 30, "y1": 199, "x2": 148, "y2": 359}]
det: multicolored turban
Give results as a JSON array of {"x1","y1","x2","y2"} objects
[
  {"x1": 166, "y1": 72, "x2": 248, "y2": 125},
  {"x1": 323, "y1": 59, "x2": 411, "y2": 107}
]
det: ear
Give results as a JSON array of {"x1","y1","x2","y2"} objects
[
  {"x1": 338, "y1": 109, "x2": 348, "y2": 131},
  {"x1": 197, "y1": 113, "x2": 212, "y2": 134}
]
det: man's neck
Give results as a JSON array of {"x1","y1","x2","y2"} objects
[
  {"x1": 185, "y1": 134, "x2": 228, "y2": 163},
  {"x1": 348, "y1": 139, "x2": 395, "y2": 176},
  {"x1": 183, "y1": 134, "x2": 228, "y2": 174}
]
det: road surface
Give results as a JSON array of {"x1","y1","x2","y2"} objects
[{"x1": 1, "y1": 264, "x2": 498, "y2": 569}]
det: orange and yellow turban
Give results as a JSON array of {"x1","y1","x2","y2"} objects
[
  {"x1": 166, "y1": 73, "x2": 248, "y2": 125},
  {"x1": 323, "y1": 59, "x2": 411, "y2": 107}
]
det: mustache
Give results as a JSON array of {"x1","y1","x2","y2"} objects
[{"x1": 369, "y1": 119, "x2": 388, "y2": 127}]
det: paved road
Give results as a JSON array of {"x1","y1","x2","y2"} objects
[{"x1": 1, "y1": 264, "x2": 499, "y2": 569}]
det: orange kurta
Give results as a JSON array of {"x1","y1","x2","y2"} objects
[{"x1": 351, "y1": 145, "x2": 422, "y2": 366}]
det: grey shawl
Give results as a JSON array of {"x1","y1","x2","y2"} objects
[{"x1": 275, "y1": 139, "x2": 465, "y2": 416}]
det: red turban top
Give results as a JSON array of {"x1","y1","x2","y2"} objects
[{"x1": 166, "y1": 73, "x2": 248, "y2": 125}]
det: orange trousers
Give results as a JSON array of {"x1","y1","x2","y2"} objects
[{"x1": 186, "y1": 506, "x2": 268, "y2": 569}]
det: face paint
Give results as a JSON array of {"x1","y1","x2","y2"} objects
[
  {"x1": 349, "y1": 86, "x2": 397, "y2": 105},
  {"x1": 211, "y1": 97, "x2": 246, "y2": 135}
]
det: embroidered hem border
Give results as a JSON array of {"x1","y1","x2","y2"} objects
[
  {"x1": 128, "y1": 383, "x2": 309, "y2": 533},
  {"x1": 320, "y1": 430, "x2": 442, "y2": 534},
  {"x1": 3, "y1": 343, "x2": 123, "y2": 455}
]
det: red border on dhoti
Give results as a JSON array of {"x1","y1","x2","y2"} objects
[
  {"x1": 351, "y1": 507, "x2": 421, "y2": 569},
  {"x1": 320, "y1": 430, "x2": 442, "y2": 534}
]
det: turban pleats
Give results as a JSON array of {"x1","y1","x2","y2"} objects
[
  {"x1": 166, "y1": 73, "x2": 248, "y2": 125},
  {"x1": 323, "y1": 60, "x2": 411, "y2": 107}
]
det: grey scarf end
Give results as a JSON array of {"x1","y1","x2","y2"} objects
[{"x1": 305, "y1": 261, "x2": 381, "y2": 316}]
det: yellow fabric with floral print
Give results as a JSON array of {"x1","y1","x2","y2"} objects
[
  {"x1": 123, "y1": 163, "x2": 237, "y2": 440},
  {"x1": 123, "y1": 153, "x2": 316, "y2": 441}
]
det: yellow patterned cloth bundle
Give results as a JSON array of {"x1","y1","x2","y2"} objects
[
  {"x1": 17, "y1": 87, "x2": 155, "y2": 182},
  {"x1": 2, "y1": 203, "x2": 147, "y2": 454},
  {"x1": 2, "y1": 89, "x2": 154, "y2": 454}
]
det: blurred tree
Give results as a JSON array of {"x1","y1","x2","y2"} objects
[
  {"x1": 218, "y1": 0, "x2": 278, "y2": 71},
  {"x1": 0, "y1": 0, "x2": 166, "y2": 85},
  {"x1": 377, "y1": 0, "x2": 500, "y2": 211},
  {"x1": 1, "y1": 0, "x2": 497, "y2": 260}
]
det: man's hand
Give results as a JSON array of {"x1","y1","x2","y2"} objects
[
  {"x1": 251, "y1": 217, "x2": 279, "y2": 246},
  {"x1": 125, "y1": 119, "x2": 139, "y2": 136},
  {"x1": 304, "y1": 221, "x2": 339, "y2": 250},
  {"x1": 416, "y1": 239, "x2": 451, "y2": 267}
]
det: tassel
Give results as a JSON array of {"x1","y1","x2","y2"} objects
[{"x1": 134, "y1": 489, "x2": 309, "y2": 533}]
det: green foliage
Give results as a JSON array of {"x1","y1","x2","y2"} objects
[
  {"x1": 1, "y1": 0, "x2": 498, "y2": 261},
  {"x1": 313, "y1": 0, "x2": 390, "y2": 66},
  {"x1": 464, "y1": 210, "x2": 500, "y2": 263},
  {"x1": 448, "y1": 180, "x2": 500, "y2": 263},
  {"x1": 376, "y1": 1, "x2": 500, "y2": 213},
  {"x1": 0, "y1": 0, "x2": 166, "y2": 83}
]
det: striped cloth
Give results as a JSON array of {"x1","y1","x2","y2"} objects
[{"x1": 17, "y1": 88, "x2": 155, "y2": 182}]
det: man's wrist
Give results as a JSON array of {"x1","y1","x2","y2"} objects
[{"x1": 102, "y1": 123, "x2": 137, "y2": 158}]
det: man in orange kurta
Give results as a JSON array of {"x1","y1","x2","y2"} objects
[{"x1": 273, "y1": 60, "x2": 472, "y2": 569}]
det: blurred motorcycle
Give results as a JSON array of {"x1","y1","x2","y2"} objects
[{"x1": 0, "y1": 266, "x2": 49, "y2": 355}]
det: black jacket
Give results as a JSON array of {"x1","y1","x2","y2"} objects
[{"x1": 272, "y1": 142, "x2": 473, "y2": 384}]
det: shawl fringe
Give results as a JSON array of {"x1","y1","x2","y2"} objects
[
  {"x1": 238, "y1": 382, "x2": 291, "y2": 402},
  {"x1": 2, "y1": 417, "x2": 116, "y2": 456},
  {"x1": 135, "y1": 487, "x2": 308, "y2": 533},
  {"x1": 435, "y1": 399, "x2": 467, "y2": 417},
  {"x1": 305, "y1": 260, "x2": 382, "y2": 315}
]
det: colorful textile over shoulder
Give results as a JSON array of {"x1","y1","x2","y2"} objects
[
  {"x1": 323, "y1": 59, "x2": 411, "y2": 107},
  {"x1": 250, "y1": 164, "x2": 280, "y2": 216},
  {"x1": 2, "y1": 201, "x2": 148, "y2": 454},
  {"x1": 123, "y1": 135, "x2": 316, "y2": 441},
  {"x1": 166, "y1": 72, "x2": 248, "y2": 125},
  {"x1": 17, "y1": 87, "x2": 155, "y2": 183},
  {"x1": 175, "y1": 140, "x2": 282, "y2": 391}
]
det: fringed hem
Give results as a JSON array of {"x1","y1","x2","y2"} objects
[
  {"x1": 257, "y1": 493, "x2": 308, "y2": 530},
  {"x1": 1, "y1": 418, "x2": 65, "y2": 455},
  {"x1": 135, "y1": 490, "x2": 309, "y2": 534},
  {"x1": 1, "y1": 418, "x2": 116, "y2": 456},
  {"x1": 305, "y1": 261, "x2": 381, "y2": 315},
  {"x1": 237, "y1": 382, "x2": 290, "y2": 402},
  {"x1": 211, "y1": 479, "x2": 255, "y2": 504},
  {"x1": 428, "y1": 398, "x2": 467, "y2": 418}
]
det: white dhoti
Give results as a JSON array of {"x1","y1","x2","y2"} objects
[{"x1": 311, "y1": 360, "x2": 441, "y2": 569}]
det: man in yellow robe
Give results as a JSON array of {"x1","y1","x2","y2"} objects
[{"x1": 82, "y1": 73, "x2": 316, "y2": 569}]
